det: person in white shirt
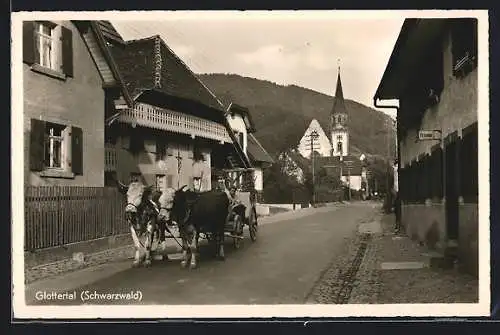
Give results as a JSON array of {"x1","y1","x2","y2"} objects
[{"x1": 192, "y1": 149, "x2": 205, "y2": 193}]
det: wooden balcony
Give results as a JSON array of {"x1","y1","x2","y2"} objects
[
  {"x1": 118, "y1": 103, "x2": 232, "y2": 143},
  {"x1": 105, "y1": 145, "x2": 117, "y2": 171}
]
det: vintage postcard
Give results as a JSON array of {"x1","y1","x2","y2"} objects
[{"x1": 11, "y1": 10, "x2": 490, "y2": 319}]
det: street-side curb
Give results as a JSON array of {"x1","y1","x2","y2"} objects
[
  {"x1": 259, "y1": 203, "x2": 345, "y2": 226},
  {"x1": 25, "y1": 244, "x2": 136, "y2": 284}
]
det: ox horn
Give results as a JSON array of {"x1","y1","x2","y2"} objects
[{"x1": 178, "y1": 185, "x2": 188, "y2": 192}]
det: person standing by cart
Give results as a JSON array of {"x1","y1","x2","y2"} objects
[{"x1": 192, "y1": 149, "x2": 205, "y2": 193}]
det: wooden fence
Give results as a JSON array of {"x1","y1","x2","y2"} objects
[{"x1": 24, "y1": 186, "x2": 129, "y2": 251}]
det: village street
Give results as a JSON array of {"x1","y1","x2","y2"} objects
[{"x1": 28, "y1": 202, "x2": 381, "y2": 305}]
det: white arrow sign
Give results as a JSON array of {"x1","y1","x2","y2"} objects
[{"x1": 418, "y1": 130, "x2": 441, "y2": 141}]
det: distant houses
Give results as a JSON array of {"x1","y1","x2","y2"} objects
[{"x1": 295, "y1": 66, "x2": 367, "y2": 196}]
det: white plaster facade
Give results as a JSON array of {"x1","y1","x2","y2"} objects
[
  {"x1": 331, "y1": 128, "x2": 349, "y2": 157},
  {"x1": 253, "y1": 167, "x2": 264, "y2": 191},
  {"x1": 227, "y1": 112, "x2": 248, "y2": 154},
  {"x1": 341, "y1": 175, "x2": 363, "y2": 191}
]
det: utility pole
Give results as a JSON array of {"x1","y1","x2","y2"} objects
[{"x1": 310, "y1": 130, "x2": 319, "y2": 207}]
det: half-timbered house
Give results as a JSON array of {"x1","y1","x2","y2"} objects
[{"x1": 96, "y1": 22, "x2": 251, "y2": 192}]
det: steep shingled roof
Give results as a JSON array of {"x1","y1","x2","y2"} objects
[
  {"x1": 108, "y1": 35, "x2": 224, "y2": 113},
  {"x1": 332, "y1": 70, "x2": 347, "y2": 114},
  {"x1": 97, "y1": 21, "x2": 126, "y2": 44}
]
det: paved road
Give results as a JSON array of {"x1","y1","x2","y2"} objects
[{"x1": 32, "y1": 202, "x2": 380, "y2": 305}]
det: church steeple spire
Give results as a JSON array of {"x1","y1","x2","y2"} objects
[
  {"x1": 332, "y1": 62, "x2": 347, "y2": 117},
  {"x1": 330, "y1": 61, "x2": 349, "y2": 158}
]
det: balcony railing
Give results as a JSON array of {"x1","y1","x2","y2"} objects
[
  {"x1": 105, "y1": 145, "x2": 117, "y2": 171},
  {"x1": 118, "y1": 103, "x2": 232, "y2": 143}
]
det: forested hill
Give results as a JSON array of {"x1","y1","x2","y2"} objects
[{"x1": 197, "y1": 73, "x2": 395, "y2": 159}]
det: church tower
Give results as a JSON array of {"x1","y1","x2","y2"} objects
[{"x1": 330, "y1": 64, "x2": 349, "y2": 158}]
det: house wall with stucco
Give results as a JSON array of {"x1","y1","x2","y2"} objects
[
  {"x1": 399, "y1": 30, "x2": 478, "y2": 277},
  {"x1": 24, "y1": 21, "x2": 105, "y2": 187}
]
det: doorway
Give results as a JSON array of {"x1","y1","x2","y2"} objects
[{"x1": 444, "y1": 132, "x2": 459, "y2": 241}]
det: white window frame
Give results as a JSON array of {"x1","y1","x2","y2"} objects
[
  {"x1": 43, "y1": 121, "x2": 71, "y2": 172},
  {"x1": 34, "y1": 22, "x2": 61, "y2": 72}
]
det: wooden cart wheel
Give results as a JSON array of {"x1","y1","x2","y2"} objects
[
  {"x1": 233, "y1": 214, "x2": 243, "y2": 249},
  {"x1": 249, "y1": 208, "x2": 258, "y2": 242}
]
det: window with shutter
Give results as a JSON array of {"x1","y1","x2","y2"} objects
[
  {"x1": 29, "y1": 119, "x2": 45, "y2": 171},
  {"x1": 25, "y1": 21, "x2": 73, "y2": 79},
  {"x1": 156, "y1": 138, "x2": 166, "y2": 161},
  {"x1": 166, "y1": 143, "x2": 174, "y2": 156},
  {"x1": 188, "y1": 144, "x2": 194, "y2": 159},
  {"x1": 31, "y1": 119, "x2": 77, "y2": 178},
  {"x1": 61, "y1": 26, "x2": 73, "y2": 77},
  {"x1": 105, "y1": 171, "x2": 117, "y2": 186},
  {"x1": 409, "y1": 161, "x2": 416, "y2": 202},
  {"x1": 23, "y1": 21, "x2": 36, "y2": 65},
  {"x1": 71, "y1": 126, "x2": 83, "y2": 175},
  {"x1": 129, "y1": 130, "x2": 144, "y2": 154}
]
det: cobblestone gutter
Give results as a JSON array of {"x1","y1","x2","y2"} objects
[
  {"x1": 307, "y1": 212, "x2": 479, "y2": 304},
  {"x1": 305, "y1": 213, "x2": 379, "y2": 304}
]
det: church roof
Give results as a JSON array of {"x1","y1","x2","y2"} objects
[{"x1": 331, "y1": 69, "x2": 348, "y2": 116}]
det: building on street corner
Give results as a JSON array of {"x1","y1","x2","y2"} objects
[
  {"x1": 374, "y1": 18, "x2": 479, "y2": 277},
  {"x1": 23, "y1": 20, "x2": 133, "y2": 186}
]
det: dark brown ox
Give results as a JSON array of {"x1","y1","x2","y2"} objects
[{"x1": 170, "y1": 185, "x2": 230, "y2": 269}]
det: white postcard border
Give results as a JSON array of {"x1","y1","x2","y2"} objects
[{"x1": 11, "y1": 9, "x2": 491, "y2": 319}]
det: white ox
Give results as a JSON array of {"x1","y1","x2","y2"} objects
[{"x1": 120, "y1": 181, "x2": 177, "y2": 267}]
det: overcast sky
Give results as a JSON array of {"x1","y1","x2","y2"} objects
[{"x1": 110, "y1": 13, "x2": 404, "y2": 118}]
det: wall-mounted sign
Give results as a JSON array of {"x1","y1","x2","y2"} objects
[{"x1": 417, "y1": 130, "x2": 441, "y2": 141}]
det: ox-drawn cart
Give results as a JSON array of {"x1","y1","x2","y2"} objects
[{"x1": 210, "y1": 167, "x2": 258, "y2": 249}]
